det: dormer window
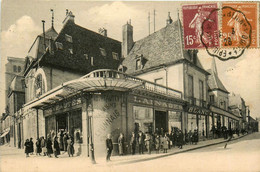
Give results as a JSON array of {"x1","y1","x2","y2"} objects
[
  {"x1": 84, "y1": 54, "x2": 88, "y2": 60},
  {"x1": 69, "y1": 48, "x2": 73, "y2": 54},
  {"x1": 118, "y1": 64, "x2": 124, "y2": 72},
  {"x1": 65, "y1": 34, "x2": 73, "y2": 43},
  {"x1": 112, "y1": 52, "x2": 119, "y2": 60},
  {"x1": 100, "y1": 48, "x2": 106, "y2": 57},
  {"x1": 91, "y1": 57, "x2": 94, "y2": 66},
  {"x1": 55, "y1": 42, "x2": 63, "y2": 50}
]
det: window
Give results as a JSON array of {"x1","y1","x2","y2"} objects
[
  {"x1": 13, "y1": 65, "x2": 17, "y2": 72},
  {"x1": 188, "y1": 75, "x2": 194, "y2": 98},
  {"x1": 209, "y1": 95, "x2": 215, "y2": 104},
  {"x1": 199, "y1": 80, "x2": 204, "y2": 100},
  {"x1": 55, "y1": 42, "x2": 63, "y2": 50},
  {"x1": 84, "y1": 54, "x2": 88, "y2": 60},
  {"x1": 112, "y1": 52, "x2": 119, "y2": 60},
  {"x1": 100, "y1": 48, "x2": 106, "y2": 57},
  {"x1": 18, "y1": 66, "x2": 21, "y2": 73},
  {"x1": 69, "y1": 48, "x2": 73, "y2": 54},
  {"x1": 91, "y1": 57, "x2": 94, "y2": 66},
  {"x1": 65, "y1": 34, "x2": 73, "y2": 43},
  {"x1": 34, "y1": 74, "x2": 45, "y2": 98},
  {"x1": 136, "y1": 59, "x2": 142, "y2": 70}
]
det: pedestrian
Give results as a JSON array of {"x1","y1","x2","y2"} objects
[
  {"x1": 155, "y1": 134, "x2": 160, "y2": 154},
  {"x1": 46, "y1": 135, "x2": 53, "y2": 157},
  {"x1": 224, "y1": 129, "x2": 233, "y2": 149},
  {"x1": 67, "y1": 135, "x2": 74, "y2": 157},
  {"x1": 29, "y1": 138, "x2": 34, "y2": 155},
  {"x1": 58, "y1": 130, "x2": 64, "y2": 151},
  {"x1": 130, "y1": 132, "x2": 136, "y2": 155},
  {"x1": 193, "y1": 129, "x2": 198, "y2": 145},
  {"x1": 162, "y1": 133, "x2": 169, "y2": 153},
  {"x1": 24, "y1": 139, "x2": 30, "y2": 157},
  {"x1": 145, "y1": 133, "x2": 151, "y2": 154},
  {"x1": 138, "y1": 131, "x2": 144, "y2": 154},
  {"x1": 106, "y1": 134, "x2": 113, "y2": 162},
  {"x1": 118, "y1": 133, "x2": 124, "y2": 156},
  {"x1": 178, "y1": 130, "x2": 184, "y2": 149},
  {"x1": 63, "y1": 133, "x2": 68, "y2": 152},
  {"x1": 35, "y1": 138, "x2": 42, "y2": 155},
  {"x1": 53, "y1": 136, "x2": 60, "y2": 158},
  {"x1": 41, "y1": 136, "x2": 47, "y2": 156}
]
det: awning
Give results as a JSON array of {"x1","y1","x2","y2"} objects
[
  {"x1": 210, "y1": 105, "x2": 240, "y2": 121},
  {"x1": 24, "y1": 69, "x2": 144, "y2": 109}
]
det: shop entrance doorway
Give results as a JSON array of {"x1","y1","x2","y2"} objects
[
  {"x1": 155, "y1": 110, "x2": 168, "y2": 135},
  {"x1": 56, "y1": 114, "x2": 67, "y2": 133}
]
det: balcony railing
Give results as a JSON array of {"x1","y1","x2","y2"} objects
[{"x1": 82, "y1": 69, "x2": 182, "y2": 99}]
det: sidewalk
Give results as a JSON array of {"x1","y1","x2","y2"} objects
[
  {"x1": 94, "y1": 133, "x2": 247, "y2": 166},
  {"x1": 0, "y1": 133, "x2": 247, "y2": 166}
]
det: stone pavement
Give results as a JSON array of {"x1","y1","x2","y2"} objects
[{"x1": 0, "y1": 133, "x2": 247, "y2": 166}]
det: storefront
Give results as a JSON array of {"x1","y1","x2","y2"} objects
[
  {"x1": 24, "y1": 69, "x2": 185, "y2": 162},
  {"x1": 186, "y1": 106, "x2": 210, "y2": 138}
]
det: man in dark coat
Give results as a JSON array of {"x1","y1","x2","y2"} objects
[
  {"x1": 29, "y1": 138, "x2": 34, "y2": 155},
  {"x1": 106, "y1": 134, "x2": 113, "y2": 162},
  {"x1": 24, "y1": 139, "x2": 30, "y2": 157},
  {"x1": 138, "y1": 131, "x2": 144, "y2": 154},
  {"x1": 53, "y1": 136, "x2": 60, "y2": 158},
  {"x1": 35, "y1": 138, "x2": 42, "y2": 155},
  {"x1": 46, "y1": 136, "x2": 53, "y2": 157},
  {"x1": 130, "y1": 132, "x2": 136, "y2": 155}
]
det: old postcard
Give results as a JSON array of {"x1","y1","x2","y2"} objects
[{"x1": 0, "y1": 1, "x2": 260, "y2": 172}]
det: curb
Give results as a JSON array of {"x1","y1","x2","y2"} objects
[{"x1": 114, "y1": 134, "x2": 248, "y2": 165}]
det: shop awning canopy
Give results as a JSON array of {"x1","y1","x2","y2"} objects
[
  {"x1": 210, "y1": 105, "x2": 241, "y2": 121},
  {"x1": 24, "y1": 69, "x2": 183, "y2": 110},
  {"x1": 24, "y1": 69, "x2": 146, "y2": 109}
]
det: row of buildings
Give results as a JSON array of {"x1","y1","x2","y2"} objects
[{"x1": 0, "y1": 11, "x2": 258, "y2": 160}]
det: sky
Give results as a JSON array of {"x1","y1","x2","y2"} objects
[{"x1": 0, "y1": 0, "x2": 259, "y2": 118}]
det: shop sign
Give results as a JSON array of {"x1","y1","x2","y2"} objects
[
  {"x1": 154, "y1": 100, "x2": 167, "y2": 108},
  {"x1": 133, "y1": 96, "x2": 153, "y2": 105},
  {"x1": 188, "y1": 106, "x2": 210, "y2": 115},
  {"x1": 168, "y1": 103, "x2": 183, "y2": 111}
]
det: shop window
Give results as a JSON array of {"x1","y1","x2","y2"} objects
[
  {"x1": 112, "y1": 52, "x2": 119, "y2": 60},
  {"x1": 55, "y1": 42, "x2": 63, "y2": 50},
  {"x1": 65, "y1": 34, "x2": 73, "y2": 43},
  {"x1": 13, "y1": 65, "x2": 17, "y2": 72},
  {"x1": 133, "y1": 106, "x2": 153, "y2": 133},
  {"x1": 168, "y1": 111, "x2": 182, "y2": 131}
]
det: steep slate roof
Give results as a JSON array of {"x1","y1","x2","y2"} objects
[
  {"x1": 122, "y1": 20, "x2": 206, "y2": 74},
  {"x1": 38, "y1": 21, "x2": 121, "y2": 74},
  {"x1": 207, "y1": 69, "x2": 229, "y2": 93}
]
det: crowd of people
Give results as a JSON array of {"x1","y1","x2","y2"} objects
[
  {"x1": 24, "y1": 130, "x2": 75, "y2": 158},
  {"x1": 105, "y1": 127, "x2": 201, "y2": 161}
]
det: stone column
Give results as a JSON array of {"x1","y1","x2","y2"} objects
[{"x1": 81, "y1": 97, "x2": 89, "y2": 157}]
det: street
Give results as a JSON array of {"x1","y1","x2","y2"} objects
[{"x1": 1, "y1": 132, "x2": 260, "y2": 172}]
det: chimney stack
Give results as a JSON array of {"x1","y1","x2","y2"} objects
[
  {"x1": 122, "y1": 21, "x2": 133, "y2": 58},
  {"x1": 62, "y1": 10, "x2": 75, "y2": 25}
]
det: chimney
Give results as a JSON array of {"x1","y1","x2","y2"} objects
[
  {"x1": 122, "y1": 21, "x2": 133, "y2": 58},
  {"x1": 98, "y1": 28, "x2": 107, "y2": 37},
  {"x1": 62, "y1": 10, "x2": 75, "y2": 25}
]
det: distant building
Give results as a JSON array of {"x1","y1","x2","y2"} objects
[
  {"x1": 229, "y1": 93, "x2": 247, "y2": 129},
  {"x1": 5, "y1": 57, "x2": 25, "y2": 108}
]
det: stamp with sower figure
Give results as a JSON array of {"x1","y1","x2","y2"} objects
[{"x1": 182, "y1": 2, "x2": 258, "y2": 61}]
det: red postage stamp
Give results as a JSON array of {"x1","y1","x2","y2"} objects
[
  {"x1": 182, "y1": 3, "x2": 219, "y2": 49},
  {"x1": 222, "y1": 3, "x2": 258, "y2": 48}
]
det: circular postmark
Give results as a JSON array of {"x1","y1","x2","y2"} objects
[{"x1": 201, "y1": 6, "x2": 252, "y2": 61}]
